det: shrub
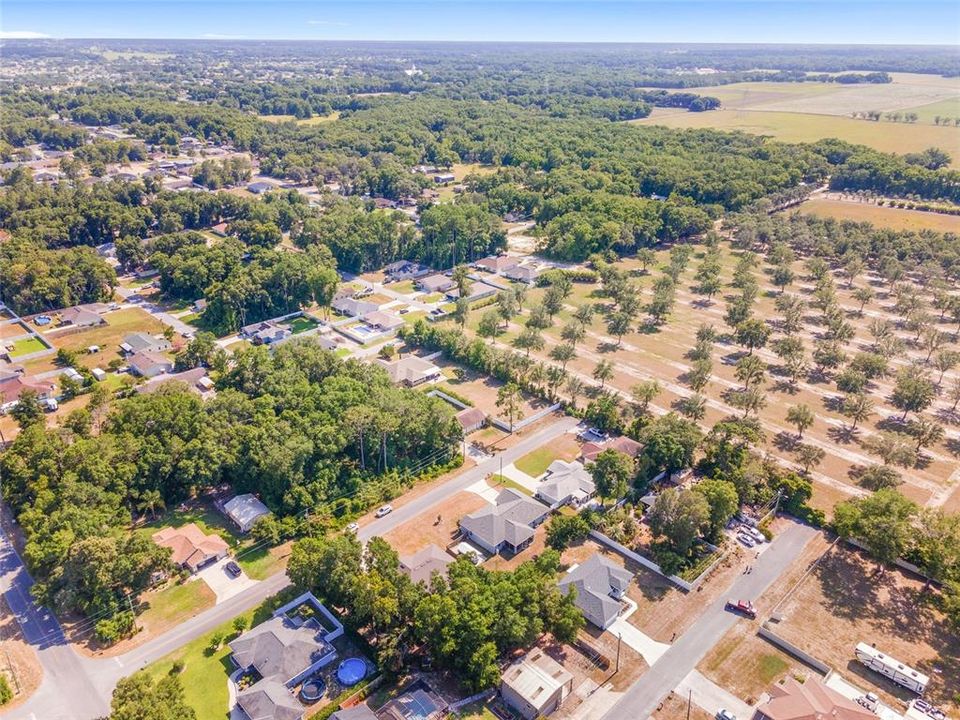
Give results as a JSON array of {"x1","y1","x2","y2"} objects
[{"x1": 0, "y1": 675, "x2": 12, "y2": 705}]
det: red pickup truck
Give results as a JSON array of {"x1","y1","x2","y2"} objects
[{"x1": 726, "y1": 599, "x2": 757, "y2": 619}]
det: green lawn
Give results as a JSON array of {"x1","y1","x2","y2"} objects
[
  {"x1": 390, "y1": 280, "x2": 416, "y2": 295},
  {"x1": 451, "y1": 700, "x2": 497, "y2": 719},
  {"x1": 402, "y1": 311, "x2": 428, "y2": 325},
  {"x1": 143, "y1": 590, "x2": 295, "y2": 720},
  {"x1": 8, "y1": 336, "x2": 48, "y2": 358},
  {"x1": 137, "y1": 579, "x2": 216, "y2": 631},
  {"x1": 420, "y1": 293, "x2": 444, "y2": 303},
  {"x1": 490, "y1": 474, "x2": 533, "y2": 497},
  {"x1": 235, "y1": 544, "x2": 288, "y2": 581},
  {"x1": 514, "y1": 447, "x2": 558, "y2": 477},
  {"x1": 288, "y1": 316, "x2": 319, "y2": 334}
]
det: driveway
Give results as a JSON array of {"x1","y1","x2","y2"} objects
[
  {"x1": 194, "y1": 557, "x2": 259, "y2": 603},
  {"x1": 600, "y1": 522, "x2": 819, "y2": 720},
  {"x1": 677, "y1": 669, "x2": 754, "y2": 720},
  {"x1": 605, "y1": 599, "x2": 671, "y2": 666}
]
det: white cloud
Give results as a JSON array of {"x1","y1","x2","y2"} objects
[
  {"x1": 0, "y1": 31, "x2": 51, "y2": 39},
  {"x1": 307, "y1": 20, "x2": 349, "y2": 27},
  {"x1": 200, "y1": 33, "x2": 247, "y2": 39}
]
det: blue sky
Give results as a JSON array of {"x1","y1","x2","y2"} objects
[{"x1": 2, "y1": 1, "x2": 958, "y2": 44}]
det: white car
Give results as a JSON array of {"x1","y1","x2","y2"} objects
[
  {"x1": 375, "y1": 505, "x2": 393, "y2": 518},
  {"x1": 345, "y1": 522, "x2": 359, "y2": 533},
  {"x1": 717, "y1": 709, "x2": 736, "y2": 720},
  {"x1": 737, "y1": 532, "x2": 756, "y2": 548},
  {"x1": 744, "y1": 526, "x2": 765, "y2": 543}
]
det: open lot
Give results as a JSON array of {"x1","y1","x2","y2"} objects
[
  {"x1": 382, "y1": 489, "x2": 489, "y2": 556},
  {"x1": 655, "y1": 691, "x2": 715, "y2": 720},
  {"x1": 795, "y1": 198, "x2": 960, "y2": 233},
  {"x1": 433, "y1": 359, "x2": 553, "y2": 425},
  {"x1": 514, "y1": 433, "x2": 582, "y2": 477},
  {"x1": 774, "y1": 543, "x2": 960, "y2": 713}
]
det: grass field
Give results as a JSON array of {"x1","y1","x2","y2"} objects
[
  {"x1": 632, "y1": 108, "x2": 960, "y2": 166},
  {"x1": 136, "y1": 581, "x2": 216, "y2": 638},
  {"x1": 514, "y1": 447, "x2": 561, "y2": 477},
  {"x1": 260, "y1": 112, "x2": 340, "y2": 125},
  {"x1": 288, "y1": 316, "x2": 319, "y2": 334},
  {"x1": 794, "y1": 198, "x2": 960, "y2": 233},
  {"x1": 6, "y1": 336, "x2": 48, "y2": 358}
]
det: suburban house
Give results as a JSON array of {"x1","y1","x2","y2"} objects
[
  {"x1": 474, "y1": 255, "x2": 520, "y2": 274},
  {"x1": 455, "y1": 407, "x2": 487, "y2": 434},
  {"x1": 0, "y1": 375, "x2": 56, "y2": 414},
  {"x1": 242, "y1": 320, "x2": 292, "y2": 346},
  {"x1": 535, "y1": 460, "x2": 596, "y2": 510},
  {"x1": 383, "y1": 260, "x2": 431, "y2": 282},
  {"x1": 377, "y1": 684, "x2": 448, "y2": 720},
  {"x1": 192, "y1": 298, "x2": 208, "y2": 313},
  {"x1": 363, "y1": 311, "x2": 405, "y2": 333},
  {"x1": 756, "y1": 678, "x2": 878, "y2": 720},
  {"x1": 136, "y1": 367, "x2": 210, "y2": 395},
  {"x1": 247, "y1": 181, "x2": 275, "y2": 194},
  {"x1": 500, "y1": 648, "x2": 574, "y2": 720},
  {"x1": 558, "y1": 554, "x2": 633, "y2": 630},
  {"x1": 502, "y1": 264, "x2": 542, "y2": 284},
  {"x1": 399, "y1": 544, "x2": 453, "y2": 586},
  {"x1": 56, "y1": 304, "x2": 106, "y2": 328},
  {"x1": 151, "y1": 523, "x2": 229, "y2": 573},
  {"x1": 377, "y1": 355, "x2": 441, "y2": 387},
  {"x1": 224, "y1": 493, "x2": 271, "y2": 533},
  {"x1": 120, "y1": 332, "x2": 172, "y2": 355},
  {"x1": 332, "y1": 295, "x2": 383, "y2": 318},
  {"x1": 433, "y1": 172, "x2": 456, "y2": 185},
  {"x1": 230, "y1": 592, "x2": 344, "y2": 720},
  {"x1": 330, "y1": 707, "x2": 378, "y2": 720},
  {"x1": 415, "y1": 274, "x2": 456, "y2": 294},
  {"x1": 210, "y1": 222, "x2": 230, "y2": 237},
  {"x1": 459, "y1": 489, "x2": 550, "y2": 556},
  {"x1": 580, "y1": 436, "x2": 643, "y2": 464},
  {"x1": 127, "y1": 352, "x2": 175, "y2": 378}
]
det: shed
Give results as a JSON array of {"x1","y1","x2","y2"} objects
[{"x1": 224, "y1": 493, "x2": 271, "y2": 533}]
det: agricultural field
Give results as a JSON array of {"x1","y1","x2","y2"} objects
[
  {"x1": 444, "y1": 240, "x2": 960, "y2": 517},
  {"x1": 774, "y1": 543, "x2": 960, "y2": 713},
  {"x1": 794, "y1": 198, "x2": 960, "y2": 233},
  {"x1": 259, "y1": 111, "x2": 340, "y2": 125},
  {"x1": 632, "y1": 73, "x2": 960, "y2": 165}
]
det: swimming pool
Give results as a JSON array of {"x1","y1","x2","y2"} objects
[{"x1": 336, "y1": 658, "x2": 367, "y2": 686}]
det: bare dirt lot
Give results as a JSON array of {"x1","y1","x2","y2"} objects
[
  {"x1": 654, "y1": 691, "x2": 715, "y2": 720},
  {"x1": 381, "y1": 489, "x2": 489, "y2": 555},
  {"x1": 774, "y1": 543, "x2": 960, "y2": 713}
]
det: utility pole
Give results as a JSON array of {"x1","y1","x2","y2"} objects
[
  {"x1": 616, "y1": 633, "x2": 622, "y2": 673},
  {"x1": 687, "y1": 688, "x2": 692, "y2": 720}
]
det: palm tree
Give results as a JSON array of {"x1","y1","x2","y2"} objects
[
  {"x1": 786, "y1": 404, "x2": 814, "y2": 438},
  {"x1": 735, "y1": 355, "x2": 766, "y2": 389},
  {"x1": 451, "y1": 264, "x2": 471, "y2": 298},
  {"x1": 630, "y1": 380, "x2": 661, "y2": 416},
  {"x1": 841, "y1": 393, "x2": 874, "y2": 430},
  {"x1": 678, "y1": 394, "x2": 707, "y2": 422},
  {"x1": 561, "y1": 320, "x2": 586, "y2": 347},
  {"x1": 549, "y1": 342, "x2": 576, "y2": 371},
  {"x1": 565, "y1": 377, "x2": 585, "y2": 409},
  {"x1": 137, "y1": 490, "x2": 165, "y2": 521},
  {"x1": 593, "y1": 360, "x2": 614, "y2": 388}
]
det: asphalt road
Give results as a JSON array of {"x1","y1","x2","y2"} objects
[
  {"x1": 600, "y1": 521, "x2": 819, "y2": 720},
  {"x1": 3, "y1": 414, "x2": 579, "y2": 720}
]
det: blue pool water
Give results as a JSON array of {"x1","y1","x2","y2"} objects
[{"x1": 336, "y1": 658, "x2": 367, "y2": 686}]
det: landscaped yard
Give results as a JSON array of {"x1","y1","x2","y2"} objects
[
  {"x1": 489, "y1": 474, "x2": 533, "y2": 497},
  {"x1": 514, "y1": 447, "x2": 558, "y2": 477},
  {"x1": 389, "y1": 280, "x2": 417, "y2": 295},
  {"x1": 143, "y1": 590, "x2": 294, "y2": 720},
  {"x1": 450, "y1": 700, "x2": 497, "y2": 719},
  {"x1": 6, "y1": 336, "x2": 48, "y2": 358},
  {"x1": 136, "y1": 580, "x2": 217, "y2": 638},
  {"x1": 288, "y1": 316, "x2": 319, "y2": 334}
]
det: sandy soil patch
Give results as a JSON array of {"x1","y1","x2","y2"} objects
[
  {"x1": 774, "y1": 543, "x2": 960, "y2": 713},
  {"x1": 0, "y1": 597, "x2": 43, "y2": 710},
  {"x1": 381, "y1": 489, "x2": 489, "y2": 555}
]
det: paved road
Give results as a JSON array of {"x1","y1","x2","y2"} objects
[
  {"x1": 3, "y1": 414, "x2": 578, "y2": 720},
  {"x1": 600, "y1": 521, "x2": 819, "y2": 720}
]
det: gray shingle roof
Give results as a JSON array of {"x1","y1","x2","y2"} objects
[
  {"x1": 229, "y1": 616, "x2": 331, "y2": 683},
  {"x1": 460, "y1": 489, "x2": 547, "y2": 551},
  {"x1": 537, "y1": 460, "x2": 595, "y2": 505},
  {"x1": 558, "y1": 554, "x2": 633, "y2": 628},
  {"x1": 236, "y1": 675, "x2": 303, "y2": 720}
]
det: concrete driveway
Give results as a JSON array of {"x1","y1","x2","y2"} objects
[
  {"x1": 605, "y1": 598, "x2": 671, "y2": 666},
  {"x1": 677, "y1": 669, "x2": 754, "y2": 720},
  {"x1": 194, "y1": 557, "x2": 259, "y2": 603}
]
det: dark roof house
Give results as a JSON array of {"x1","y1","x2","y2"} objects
[{"x1": 229, "y1": 616, "x2": 336, "y2": 686}]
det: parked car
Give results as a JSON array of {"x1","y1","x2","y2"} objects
[
  {"x1": 345, "y1": 522, "x2": 359, "y2": 533},
  {"x1": 717, "y1": 709, "x2": 736, "y2": 720},
  {"x1": 725, "y1": 600, "x2": 757, "y2": 619},
  {"x1": 743, "y1": 525, "x2": 765, "y2": 542},
  {"x1": 375, "y1": 505, "x2": 393, "y2": 518},
  {"x1": 224, "y1": 561, "x2": 242, "y2": 578},
  {"x1": 737, "y1": 532, "x2": 756, "y2": 548}
]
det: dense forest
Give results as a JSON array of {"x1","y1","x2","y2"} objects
[{"x1": 0, "y1": 342, "x2": 460, "y2": 618}]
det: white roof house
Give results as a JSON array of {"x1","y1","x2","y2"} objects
[
  {"x1": 377, "y1": 356, "x2": 441, "y2": 387},
  {"x1": 224, "y1": 493, "x2": 271, "y2": 533},
  {"x1": 535, "y1": 460, "x2": 596, "y2": 509},
  {"x1": 500, "y1": 648, "x2": 574, "y2": 720}
]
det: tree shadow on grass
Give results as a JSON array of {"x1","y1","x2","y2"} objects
[
  {"x1": 944, "y1": 437, "x2": 960, "y2": 458},
  {"x1": 773, "y1": 431, "x2": 800, "y2": 453},
  {"x1": 828, "y1": 424, "x2": 860, "y2": 445},
  {"x1": 597, "y1": 341, "x2": 622, "y2": 354}
]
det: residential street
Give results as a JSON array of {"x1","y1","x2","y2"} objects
[
  {"x1": 2, "y1": 414, "x2": 578, "y2": 720},
  {"x1": 600, "y1": 521, "x2": 819, "y2": 720}
]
